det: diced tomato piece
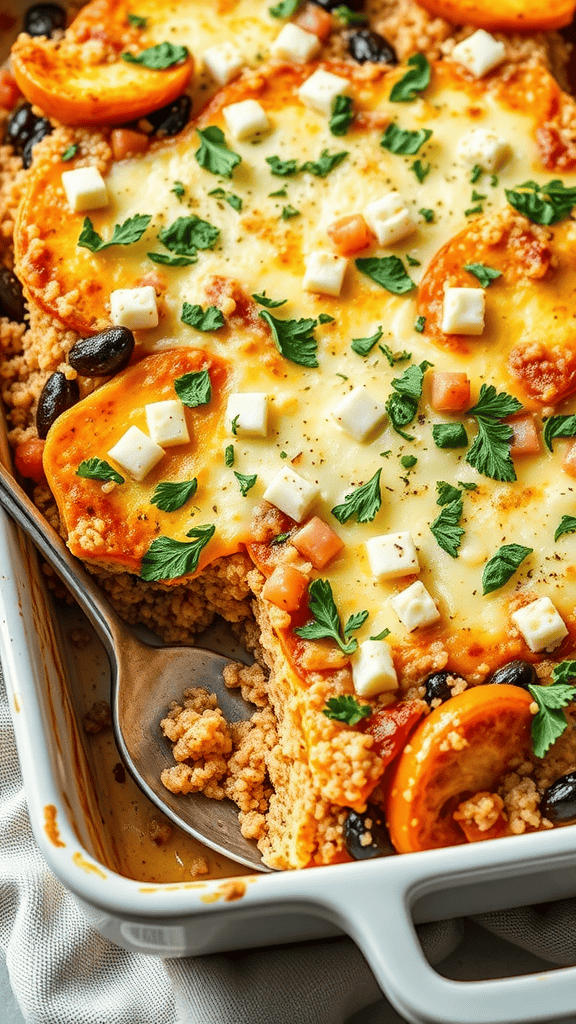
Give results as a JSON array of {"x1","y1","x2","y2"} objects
[
  {"x1": 508, "y1": 414, "x2": 541, "y2": 456},
  {"x1": 292, "y1": 516, "x2": 344, "y2": 569},
  {"x1": 430, "y1": 371, "x2": 471, "y2": 412},
  {"x1": 562, "y1": 439, "x2": 576, "y2": 478},
  {"x1": 294, "y1": 2, "x2": 333, "y2": 40},
  {"x1": 363, "y1": 700, "x2": 425, "y2": 768},
  {"x1": 0, "y1": 71, "x2": 21, "y2": 110},
  {"x1": 111, "y1": 129, "x2": 149, "y2": 161},
  {"x1": 262, "y1": 564, "x2": 309, "y2": 612},
  {"x1": 14, "y1": 437, "x2": 46, "y2": 483},
  {"x1": 327, "y1": 215, "x2": 373, "y2": 256}
]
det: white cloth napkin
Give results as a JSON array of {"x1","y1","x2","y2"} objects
[{"x1": 1, "y1": 664, "x2": 575, "y2": 1024}]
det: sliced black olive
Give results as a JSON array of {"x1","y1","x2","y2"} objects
[
  {"x1": 487, "y1": 660, "x2": 537, "y2": 691},
  {"x1": 145, "y1": 95, "x2": 191, "y2": 137},
  {"x1": 344, "y1": 808, "x2": 393, "y2": 860},
  {"x1": 68, "y1": 327, "x2": 135, "y2": 377},
  {"x1": 312, "y1": 0, "x2": 364, "y2": 9},
  {"x1": 5, "y1": 103, "x2": 37, "y2": 151},
  {"x1": 423, "y1": 670, "x2": 453, "y2": 706},
  {"x1": 24, "y1": 3, "x2": 66, "y2": 36},
  {"x1": 0, "y1": 267, "x2": 26, "y2": 323},
  {"x1": 348, "y1": 29, "x2": 398, "y2": 65},
  {"x1": 541, "y1": 771, "x2": 576, "y2": 824},
  {"x1": 21, "y1": 118, "x2": 53, "y2": 168},
  {"x1": 36, "y1": 372, "x2": 79, "y2": 439}
]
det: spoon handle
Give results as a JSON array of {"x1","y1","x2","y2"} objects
[{"x1": 0, "y1": 460, "x2": 127, "y2": 659}]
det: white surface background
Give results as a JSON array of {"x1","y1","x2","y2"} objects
[{"x1": 3, "y1": 919, "x2": 576, "y2": 1024}]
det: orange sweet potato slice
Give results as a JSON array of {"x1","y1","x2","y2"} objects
[
  {"x1": 43, "y1": 348, "x2": 240, "y2": 578},
  {"x1": 11, "y1": 0, "x2": 193, "y2": 127},
  {"x1": 417, "y1": 212, "x2": 576, "y2": 407},
  {"x1": 414, "y1": 0, "x2": 575, "y2": 32},
  {"x1": 385, "y1": 684, "x2": 534, "y2": 853}
]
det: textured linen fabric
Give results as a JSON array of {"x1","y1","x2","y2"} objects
[{"x1": 1, "y1": 662, "x2": 575, "y2": 1024}]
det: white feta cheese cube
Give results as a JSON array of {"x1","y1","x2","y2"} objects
[
  {"x1": 226, "y1": 392, "x2": 269, "y2": 437},
  {"x1": 366, "y1": 531, "x2": 419, "y2": 581},
  {"x1": 332, "y1": 386, "x2": 386, "y2": 442},
  {"x1": 61, "y1": 166, "x2": 108, "y2": 213},
  {"x1": 391, "y1": 581, "x2": 440, "y2": 631},
  {"x1": 271, "y1": 23, "x2": 320, "y2": 63},
  {"x1": 364, "y1": 192, "x2": 415, "y2": 247},
  {"x1": 442, "y1": 287, "x2": 485, "y2": 335},
  {"x1": 298, "y1": 68, "x2": 352, "y2": 116},
  {"x1": 456, "y1": 128, "x2": 508, "y2": 173},
  {"x1": 222, "y1": 99, "x2": 270, "y2": 141},
  {"x1": 303, "y1": 251, "x2": 347, "y2": 297},
  {"x1": 451, "y1": 30, "x2": 506, "y2": 79},
  {"x1": 110, "y1": 286, "x2": 158, "y2": 331},
  {"x1": 352, "y1": 640, "x2": 398, "y2": 697},
  {"x1": 107, "y1": 426, "x2": 164, "y2": 482},
  {"x1": 203, "y1": 41, "x2": 244, "y2": 85},
  {"x1": 511, "y1": 597, "x2": 568, "y2": 653},
  {"x1": 145, "y1": 399, "x2": 190, "y2": 447},
  {"x1": 263, "y1": 466, "x2": 319, "y2": 522}
]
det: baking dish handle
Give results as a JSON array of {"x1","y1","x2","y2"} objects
[{"x1": 308, "y1": 861, "x2": 576, "y2": 1024}]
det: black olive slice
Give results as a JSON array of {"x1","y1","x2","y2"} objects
[
  {"x1": 68, "y1": 327, "x2": 135, "y2": 377},
  {"x1": 36, "y1": 372, "x2": 79, "y2": 439}
]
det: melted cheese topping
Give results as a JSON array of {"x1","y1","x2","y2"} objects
[{"x1": 43, "y1": 58, "x2": 576, "y2": 675}]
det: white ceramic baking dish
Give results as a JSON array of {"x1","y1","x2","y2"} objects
[
  {"x1": 3, "y1": 481, "x2": 576, "y2": 1024},
  {"x1": 3, "y1": 4, "x2": 576, "y2": 1021}
]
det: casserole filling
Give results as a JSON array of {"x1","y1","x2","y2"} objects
[{"x1": 3, "y1": 0, "x2": 576, "y2": 871}]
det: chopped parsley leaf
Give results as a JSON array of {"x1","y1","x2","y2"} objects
[
  {"x1": 181, "y1": 302, "x2": 225, "y2": 331},
  {"x1": 332, "y1": 4, "x2": 367, "y2": 24},
  {"x1": 78, "y1": 213, "x2": 150, "y2": 253},
  {"x1": 555, "y1": 515, "x2": 576, "y2": 542},
  {"x1": 389, "y1": 54, "x2": 431, "y2": 103},
  {"x1": 174, "y1": 368, "x2": 212, "y2": 407},
  {"x1": 259, "y1": 311, "x2": 319, "y2": 367},
  {"x1": 224, "y1": 445, "x2": 235, "y2": 467},
  {"x1": 195, "y1": 126, "x2": 241, "y2": 179},
  {"x1": 323, "y1": 695, "x2": 372, "y2": 725},
  {"x1": 380, "y1": 123, "x2": 432, "y2": 155},
  {"x1": 351, "y1": 326, "x2": 382, "y2": 356},
  {"x1": 356, "y1": 255, "x2": 415, "y2": 294},
  {"x1": 208, "y1": 187, "x2": 242, "y2": 211},
  {"x1": 329, "y1": 95, "x2": 354, "y2": 136},
  {"x1": 171, "y1": 180, "x2": 185, "y2": 200},
  {"x1": 281, "y1": 204, "x2": 300, "y2": 220},
  {"x1": 412, "y1": 160, "x2": 430, "y2": 183},
  {"x1": 400, "y1": 455, "x2": 417, "y2": 469},
  {"x1": 419, "y1": 206, "x2": 433, "y2": 221},
  {"x1": 505, "y1": 179, "x2": 576, "y2": 226},
  {"x1": 122, "y1": 42, "x2": 188, "y2": 69},
  {"x1": 379, "y1": 343, "x2": 411, "y2": 366},
  {"x1": 140, "y1": 525, "x2": 215, "y2": 582},
  {"x1": 269, "y1": 0, "x2": 302, "y2": 16},
  {"x1": 464, "y1": 263, "x2": 502, "y2": 288},
  {"x1": 543, "y1": 414, "x2": 576, "y2": 451},
  {"x1": 414, "y1": 315, "x2": 426, "y2": 333},
  {"x1": 234, "y1": 471, "x2": 257, "y2": 496},
  {"x1": 301, "y1": 148, "x2": 348, "y2": 177},
  {"x1": 266, "y1": 155, "x2": 299, "y2": 176},
  {"x1": 430, "y1": 498, "x2": 464, "y2": 558},
  {"x1": 331, "y1": 469, "x2": 382, "y2": 524},
  {"x1": 76, "y1": 458, "x2": 124, "y2": 485},
  {"x1": 151, "y1": 479, "x2": 198, "y2": 512},
  {"x1": 127, "y1": 12, "x2": 147, "y2": 27},
  {"x1": 252, "y1": 291, "x2": 287, "y2": 308},
  {"x1": 295, "y1": 578, "x2": 359, "y2": 655},
  {"x1": 529, "y1": 681, "x2": 576, "y2": 758},
  {"x1": 61, "y1": 144, "x2": 78, "y2": 162},
  {"x1": 432, "y1": 422, "x2": 468, "y2": 448},
  {"x1": 470, "y1": 164, "x2": 482, "y2": 183},
  {"x1": 482, "y1": 543, "x2": 533, "y2": 595},
  {"x1": 370, "y1": 628, "x2": 391, "y2": 641}
]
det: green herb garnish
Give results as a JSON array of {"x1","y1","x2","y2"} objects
[
  {"x1": 464, "y1": 263, "x2": 502, "y2": 288},
  {"x1": 281, "y1": 204, "x2": 300, "y2": 220},
  {"x1": 171, "y1": 181, "x2": 185, "y2": 200},
  {"x1": 322, "y1": 695, "x2": 372, "y2": 725},
  {"x1": 151, "y1": 479, "x2": 197, "y2": 512},
  {"x1": 465, "y1": 384, "x2": 522, "y2": 482},
  {"x1": 370, "y1": 628, "x2": 391, "y2": 641},
  {"x1": 554, "y1": 515, "x2": 576, "y2": 542},
  {"x1": 351, "y1": 326, "x2": 382, "y2": 356},
  {"x1": 295, "y1": 578, "x2": 359, "y2": 655},
  {"x1": 269, "y1": 0, "x2": 302, "y2": 16},
  {"x1": 419, "y1": 206, "x2": 433, "y2": 221},
  {"x1": 140, "y1": 525, "x2": 215, "y2": 582},
  {"x1": 332, "y1": 4, "x2": 366, "y2": 24},
  {"x1": 122, "y1": 42, "x2": 188, "y2": 70},
  {"x1": 234, "y1": 471, "x2": 257, "y2": 496},
  {"x1": 482, "y1": 543, "x2": 533, "y2": 595},
  {"x1": 385, "y1": 361, "x2": 431, "y2": 440},
  {"x1": 505, "y1": 179, "x2": 576, "y2": 226},
  {"x1": 389, "y1": 54, "x2": 430, "y2": 103},
  {"x1": 356, "y1": 255, "x2": 415, "y2": 294},
  {"x1": 301, "y1": 148, "x2": 348, "y2": 177},
  {"x1": 266, "y1": 155, "x2": 299, "y2": 176},
  {"x1": 432, "y1": 422, "x2": 468, "y2": 448},
  {"x1": 331, "y1": 469, "x2": 382, "y2": 525},
  {"x1": 380, "y1": 124, "x2": 432, "y2": 155},
  {"x1": 76, "y1": 458, "x2": 124, "y2": 485},
  {"x1": 208, "y1": 187, "x2": 242, "y2": 211},
  {"x1": 414, "y1": 315, "x2": 426, "y2": 333},
  {"x1": 61, "y1": 144, "x2": 78, "y2": 162},
  {"x1": 174, "y1": 368, "x2": 212, "y2": 407},
  {"x1": 330, "y1": 95, "x2": 354, "y2": 137},
  {"x1": 543, "y1": 415, "x2": 576, "y2": 452},
  {"x1": 430, "y1": 498, "x2": 464, "y2": 558},
  {"x1": 379, "y1": 344, "x2": 411, "y2": 365},
  {"x1": 528, "y1": 681, "x2": 576, "y2": 758},
  {"x1": 259, "y1": 311, "x2": 318, "y2": 367},
  {"x1": 400, "y1": 455, "x2": 417, "y2": 469},
  {"x1": 195, "y1": 126, "x2": 241, "y2": 179},
  {"x1": 181, "y1": 303, "x2": 225, "y2": 331},
  {"x1": 78, "y1": 213, "x2": 150, "y2": 253},
  {"x1": 127, "y1": 12, "x2": 147, "y2": 27},
  {"x1": 224, "y1": 445, "x2": 235, "y2": 467},
  {"x1": 251, "y1": 291, "x2": 287, "y2": 308}
]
